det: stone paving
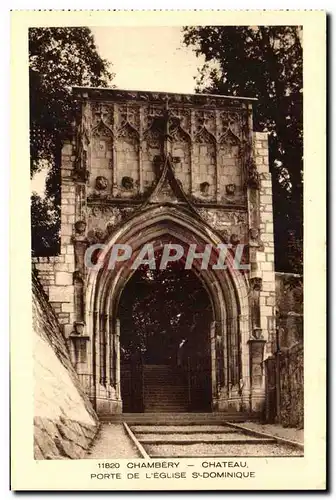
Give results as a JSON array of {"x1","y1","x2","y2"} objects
[
  {"x1": 85, "y1": 421, "x2": 303, "y2": 459},
  {"x1": 236, "y1": 422, "x2": 304, "y2": 445},
  {"x1": 85, "y1": 424, "x2": 139, "y2": 459}
]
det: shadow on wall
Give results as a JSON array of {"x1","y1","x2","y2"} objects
[
  {"x1": 32, "y1": 272, "x2": 99, "y2": 459},
  {"x1": 275, "y1": 272, "x2": 303, "y2": 349},
  {"x1": 264, "y1": 272, "x2": 303, "y2": 429}
]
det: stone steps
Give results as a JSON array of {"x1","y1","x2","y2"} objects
[
  {"x1": 100, "y1": 412, "x2": 259, "y2": 423},
  {"x1": 128, "y1": 421, "x2": 294, "y2": 458},
  {"x1": 132, "y1": 425, "x2": 240, "y2": 433},
  {"x1": 143, "y1": 364, "x2": 188, "y2": 412}
]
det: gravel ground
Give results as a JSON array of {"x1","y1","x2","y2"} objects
[
  {"x1": 136, "y1": 433, "x2": 271, "y2": 442},
  {"x1": 236, "y1": 422, "x2": 304, "y2": 444},
  {"x1": 146, "y1": 442, "x2": 303, "y2": 457},
  {"x1": 85, "y1": 424, "x2": 139, "y2": 459}
]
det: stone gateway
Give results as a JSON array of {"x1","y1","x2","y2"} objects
[{"x1": 33, "y1": 87, "x2": 276, "y2": 417}]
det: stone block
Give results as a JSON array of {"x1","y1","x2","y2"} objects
[
  {"x1": 254, "y1": 132, "x2": 268, "y2": 141},
  {"x1": 61, "y1": 302, "x2": 74, "y2": 313},
  {"x1": 61, "y1": 236, "x2": 71, "y2": 245},
  {"x1": 261, "y1": 261, "x2": 273, "y2": 271},
  {"x1": 34, "y1": 425, "x2": 60, "y2": 458},
  {"x1": 262, "y1": 233, "x2": 274, "y2": 243},
  {"x1": 260, "y1": 211, "x2": 273, "y2": 223},
  {"x1": 65, "y1": 254, "x2": 74, "y2": 264},
  {"x1": 55, "y1": 272, "x2": 72, "y2": 286},
  {"x1": 256, "y1": 163, "x2": 269, "y2": 174},
  {"x1": 266, "y1": 222, "x2": 274, "y2": 233},
  {"x1": 34, "y1": 443, "x2": 44, "y2": 460},
  {"x1": 54, "y1": 263, "x2": 68, "y2": 272},
  {"x1": 62, "y1": 144, "x2": 73, "y2": 156},
  {"x1": 260, "y1": 305, "x2": 274, "y2": 317},
  {"x1": 262, "y1": 271, "x2": 275, "y2": 282},
  {"x1": 266, "y1": 296, "x2": 276, "y2": 306},
  {"x1": 260, "y1": 194, "x2": 273, "y2": 204},
  {"x1": 256, "y1": 252, "x2": 266, "y2": 263},
  {"x1": 62, "y1": 205, "x2": 75, "y2": 217},
  {"x1": 262, "y1": 281, "x2": 276, "y2": 292},
  {"x1": 49, "y1": 285, "x2": 73, "y2": 303}
]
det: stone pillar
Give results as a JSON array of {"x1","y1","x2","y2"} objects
[
  {"x1": 245, "y1": 131, "x2": 276, "y2": 413},
  {"x1": 47, "y1": 141, "x2": 76, "y2": 335},
  {"x1": 248, "y1": 335, "x2": 267, "y2": 412},
  {"x1": 115, "y1": 318, "x2": 121, "y2": 401},
  {"x1": 210, "y1": 320, "x2": 218, "y2": 410}
]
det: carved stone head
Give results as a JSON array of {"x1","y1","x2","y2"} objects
[
  {"x1": 95, "y1": 176, "x2": 108, "y2": 191},
  {"x1": 200, "y1": 181, "x2": 210, "y2": 195},
  {"x1": 230, "y1": 234, "x2": 240, "y2": 246},
  {"x1": 122, "y1": 176, "x2": 134, "y2": 190},
  {"x1": 221, "y1": 230, "x2": 230, "y2": 244},
  {"x1": 250, "y1": 277, "x2": 263, "y2": 291},
  {"x1": 226, "y1": 183, "x2": 236, "y2": 196},
  {"x1": 249, "y1": 227, "x2": 259, "y2": 241},
  {"x1": 74, "y1": 220, "x2": 86, "y2": 235}
]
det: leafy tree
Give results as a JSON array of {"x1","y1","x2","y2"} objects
[
  {"x1": 30, "y1": 27, "x2": 114, "y2": 255},
  {"x1": 183, "y1": 26, "x2": 303, "y2": 273},
  {"x1": 119, "y1": 260, "x2": 212, "y2": 364},
  {"x1": 31, "y1": 192, "x2": 60, "y2": 255}
]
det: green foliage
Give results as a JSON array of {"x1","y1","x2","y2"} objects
[
  {"x1": 31, "y1": 192, "x2": 60, "y2": 256},
  {"x1": 30, "y1": 27, "x2": 114, "y2": 255},
  {"x1": 183, "y1": 26, "x2": 303, "y2": 273},
  {"x1": 119, "y1": 261, "x2": 212, "y2": 363}
]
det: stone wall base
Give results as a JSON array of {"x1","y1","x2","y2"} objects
[
  {"x1": 95, "y1": 397, "x2": 123, "y2": 416},
  {"x1": 217, "y1": 394, "x2": 265, "y2": 414},
  {"x1": 34, "y1": 416, "x2": 98, "y2": 460}
]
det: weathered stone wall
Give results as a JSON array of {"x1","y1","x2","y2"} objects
[
  {"x1": 275, "y1": 272, "x2": 303, "y2": 348},
  {"x1": 264, "y1": 272, "x2": 303, "y2": 427},
  {"x1": 33, "y1": 273, "x2": 99, "y2": 459},
  {"x1": 279, "y1": 343, "x2": 304, "y2": 428},
  {"x1": 251, "y1": 132, "x2": 276, "y2": 357},
  {"x1": 264, "y1": 343, "x2": 304, "y2": 428}
]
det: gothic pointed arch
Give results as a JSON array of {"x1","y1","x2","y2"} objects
[
  {"x1": 115, "y1": 121, "x2": 140, "y2": 197},
  {"x1": 85, "y1": 205, "x2": 250, "y2": 413},
  {"x1": 116, "y1": 120, "x2": 140, "y2": 143},
  {"x1": 195, "y1": 125, "x2": 216, "y2": 145},
  {"x1": 194, "y1": 127, "x2": 217, "y2": 201},
  {"x1": 92, "y1": 119, "x2": 114, "y2": 139},
  {"x1": 218, "y1": 128, "x2": 242, "y2": 197}
]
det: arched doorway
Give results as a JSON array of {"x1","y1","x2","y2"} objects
[
  {"x1": 118, "y1": 255, "x2": 213, "y2": 413},
  {"x1": 85, "y1": 206, "x2": 250, "y2": 415}
]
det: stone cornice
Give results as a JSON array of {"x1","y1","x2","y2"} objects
[
  {"x1": 86, "y1": 196, "x2": 247, "y2": 211},
  {"x1": 73, "y1": 86, "x2": 257, "y2": 110}
]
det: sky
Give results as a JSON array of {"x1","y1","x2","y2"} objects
[
  {"x1": 91, "y1": 26, "x2": 204, "y2": 93},
  {"x1": 32, "y1": 27, "x2": 204, "y2": 194}
]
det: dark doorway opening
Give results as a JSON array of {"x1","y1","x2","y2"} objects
[{"x1": 118, "y1": 253, "x2": 213, "y2": 413}]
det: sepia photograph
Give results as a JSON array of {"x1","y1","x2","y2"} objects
[
  {"x1": 10, "y1": 10, "x2": 326, "y2": 491},
  {"x1": 30, "y1": 23, "x2": 305, "y2": 461}
]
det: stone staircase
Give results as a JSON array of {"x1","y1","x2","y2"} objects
[
  {"x1": 128, "y1": 422, "x2": 302, "y2": 458},
  {"x1": 100, "y1": 412, "x2": 259, "y2": 424},
  {"x1": 143, "y1": 365, "x2": 188, "y2": 413}
]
